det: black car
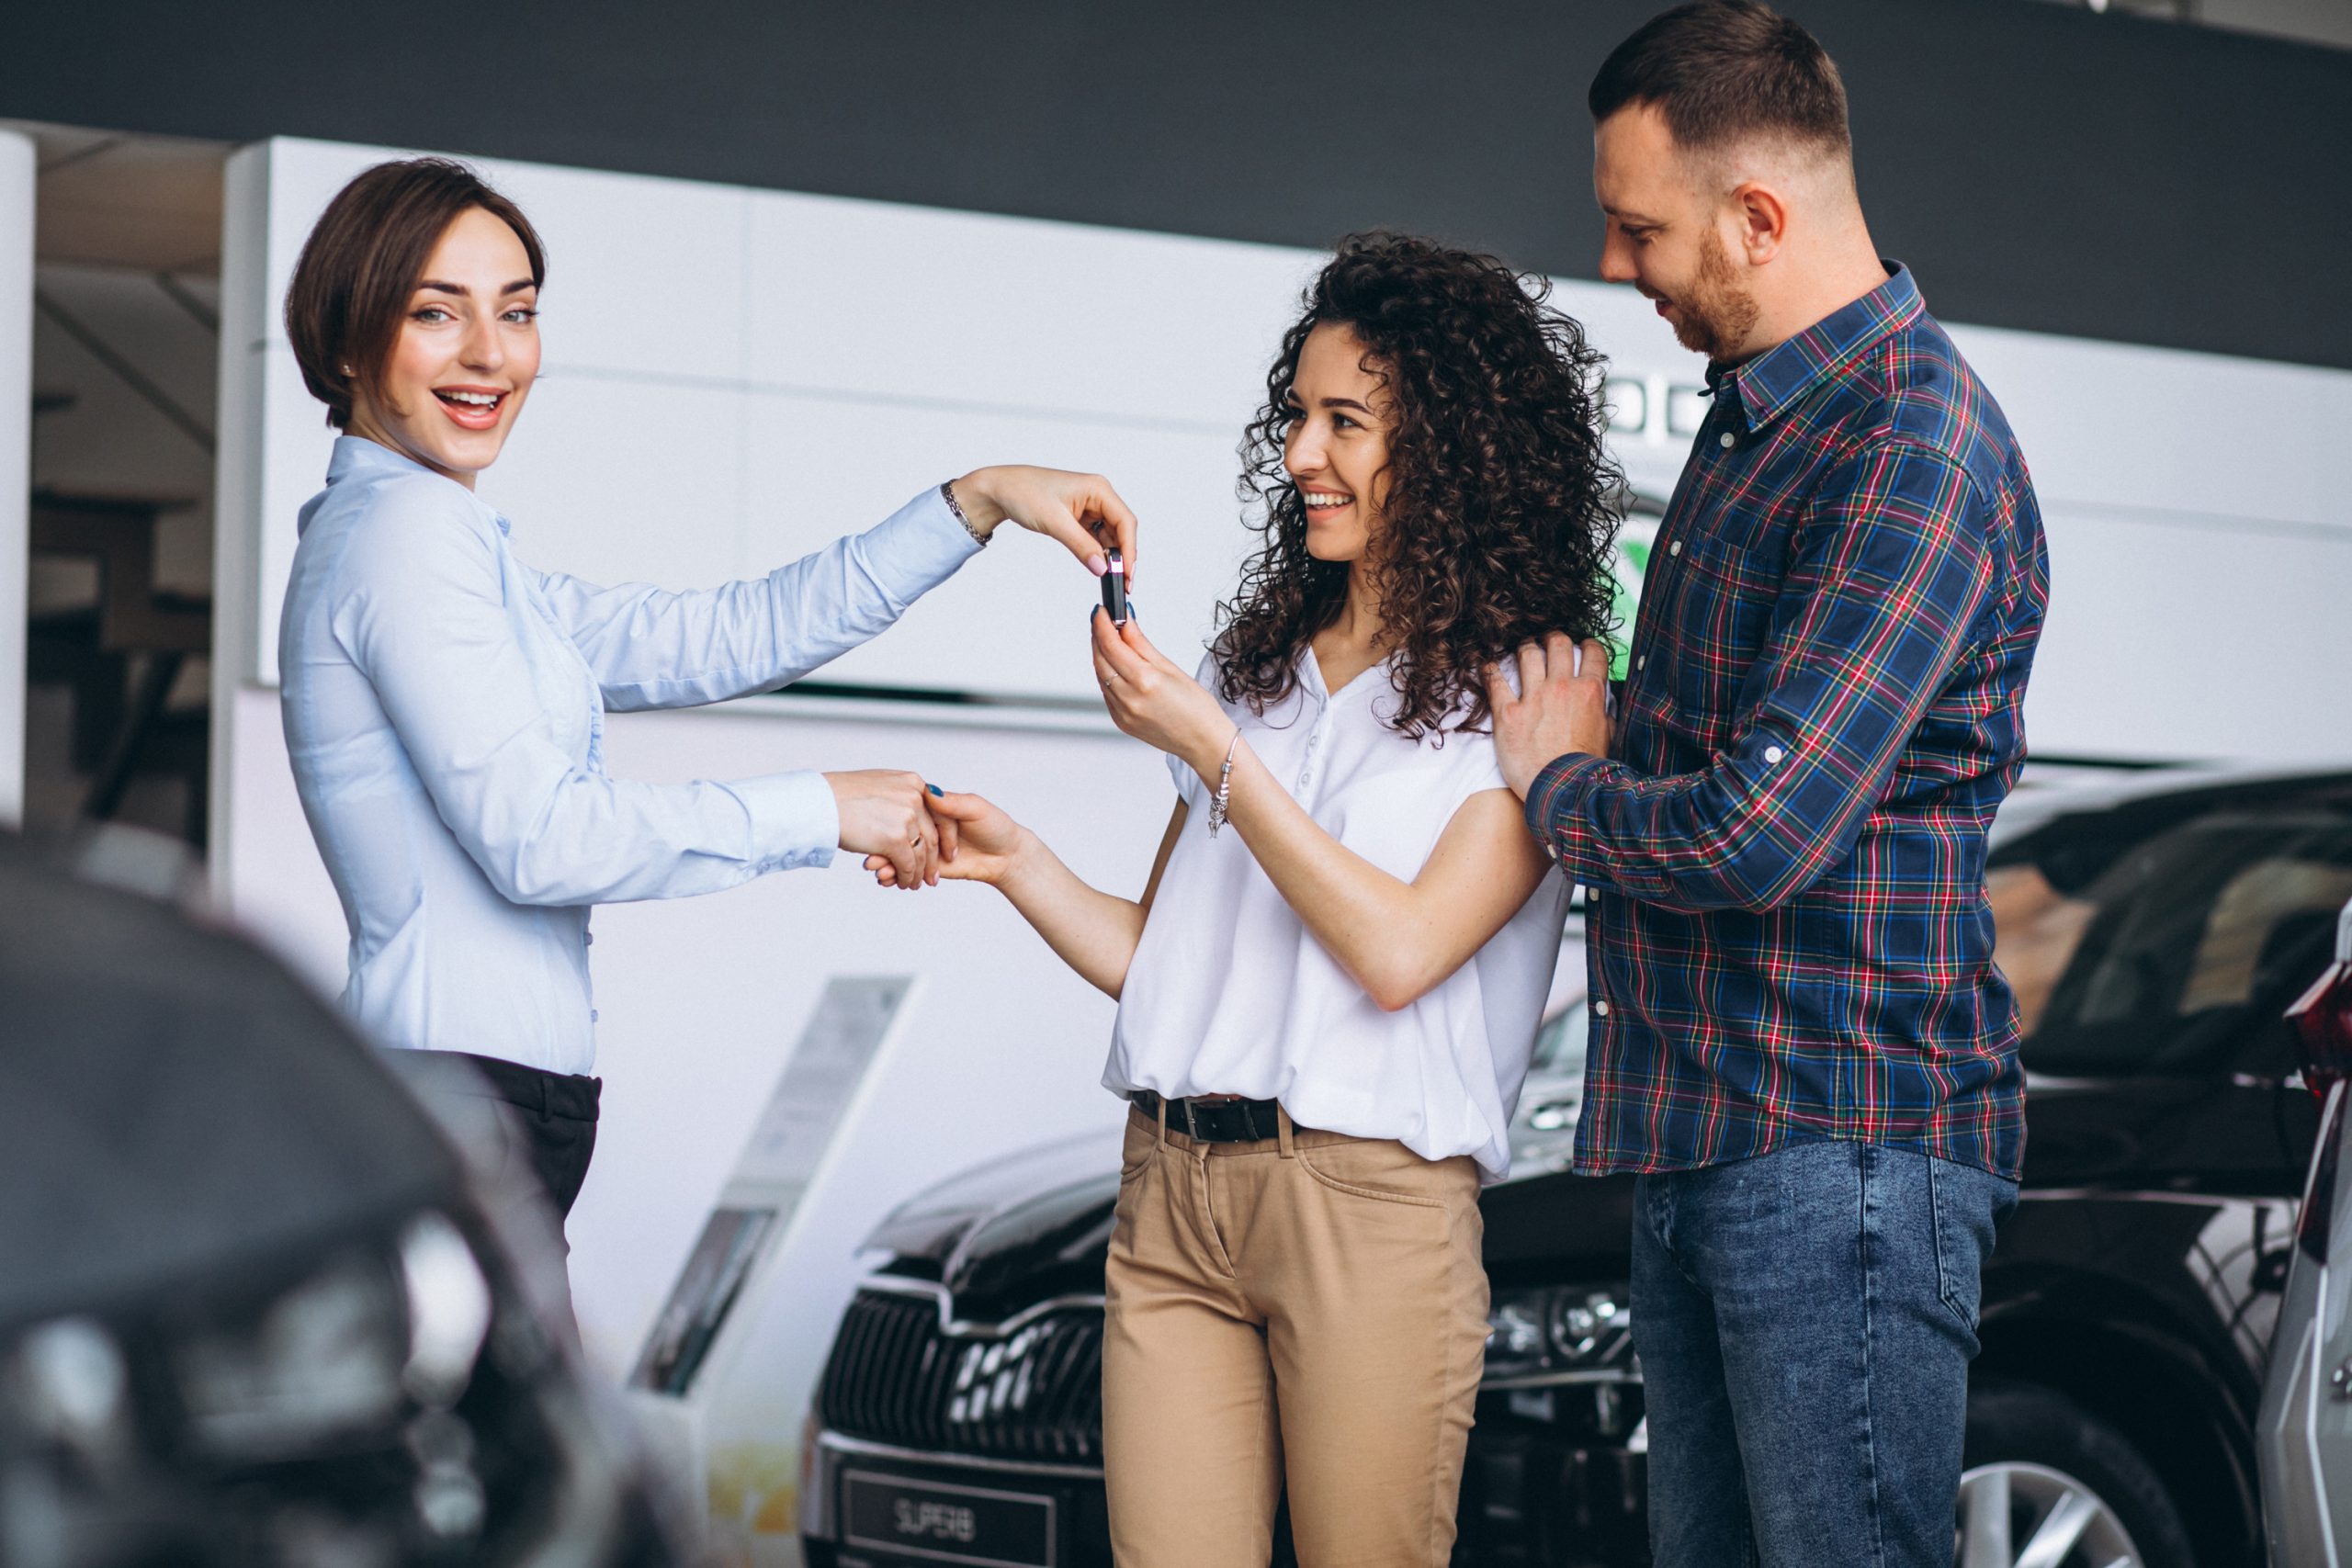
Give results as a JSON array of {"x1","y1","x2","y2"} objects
[
  {"x1": 0, "y1": 831, "x2": 691, "y2": 1568},
  {"x1": 799, "y1": 766, "x2": 2352, "y2": 1568}
]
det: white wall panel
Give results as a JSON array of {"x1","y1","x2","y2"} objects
[
  {"x1": 2029, "y1": 508, "x2": 2352, "y2": 761},
  {"x1": 493, "y1": 162, "x2": 751, "y2": 382},
  {"x1": 1949, "y1": 321, "x2": 2352, "y2": 530},
  {"x1": 746, "y1": 190, "x2": 1311, "y2": 423},
  {"x1": 251, "y1": 347, "x2": 337, "y2": 686},
  {"x1": 741, "y1": 392, "x2": 1250, "y2": 700},
  {"x1": 0, "y1": 130, "x2": 31, "y2": 824},
  {"x1": 478, "y1": 371, "x2": 748, "y2": 594}
]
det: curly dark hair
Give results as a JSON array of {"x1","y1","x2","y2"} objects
[{"x1": 1216, "y1": 232, "x2": 1622, "y2": 740}]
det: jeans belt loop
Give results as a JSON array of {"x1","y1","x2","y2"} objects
[
  {"x1": 1155, "y1": 1092, "x2": 1170, "y2": 1149},
  {"x1": 1276, "y1": 1104, "x2": 1295, "y2": 1158}
]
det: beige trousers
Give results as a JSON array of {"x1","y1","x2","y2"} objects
[{"x1": 1101, "y1": 1102, "x2": 1490, "y2": 1567}]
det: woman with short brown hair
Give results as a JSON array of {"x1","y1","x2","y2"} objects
[{"x1": 277, "y1": 157, "x2": 1138, "y2": 1283}]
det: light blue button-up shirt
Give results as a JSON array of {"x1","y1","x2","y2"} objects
[{"x1": 279, "y1": 436, "x2": 978, "y2": 1074}]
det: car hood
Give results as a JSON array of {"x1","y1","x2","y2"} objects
[
  {"x1": 864, "y1": 1127, "x2": 1126, "y2": 1321},
  {"x1": 0, "y1": 840, "x2": 462, "y2": 1332}
]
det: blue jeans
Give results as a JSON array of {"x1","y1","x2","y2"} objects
[{"x1": 1631, "y1": 1138, "x2": 2018, "y2": 1568}]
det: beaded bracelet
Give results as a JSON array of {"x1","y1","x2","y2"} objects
[
  {"x1": 1206, "y1": 731, "x2": 1241, "y2": 836},
  {"x1": 940, "y1": 480, "x2": 989, "y2": 547}
]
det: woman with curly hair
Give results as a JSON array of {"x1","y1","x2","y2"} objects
[{"x1": 885, "y1": 233, "x2": 1619, "y2": 1565}]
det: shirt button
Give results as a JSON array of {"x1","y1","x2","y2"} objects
[
  {"x1": 1634, "y1": 654, "x2": 1646, "y2": 671},
  {"x1": 582, "y1": 931, "x2": 594, "y2": 946},
  {"x1": 1592, "y1": 998, "x2": 1611, "y2": 1018},
  {"x1": 590, "y1": 1010, "x2": 600, "y2": 1023},
  {"x1": 1668, "y1": 540, "x2": 1683, "y2": 557},
  {"x1": 1718, "y1": 431, "x2": 1736, "y2": 449},
  {"x1": 1764, "y1": 745, "x2": 1785, "y2": 764}
]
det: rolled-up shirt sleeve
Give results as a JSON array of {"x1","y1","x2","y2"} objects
[
  {"x1": 331, "y1": 486, "x2": 842, "y2": 906},
  {"x1": 1527, "y1": 436, "x2": 1996, "y2": 914},
  {"x1": 526, "y1": 485, "x2": 980, "y2": 712}
]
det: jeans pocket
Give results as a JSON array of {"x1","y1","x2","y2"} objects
[{"x1": 1927, "y1": 1156, "x2": 2010, "y2": 1333}]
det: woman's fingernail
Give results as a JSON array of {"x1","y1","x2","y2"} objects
[
  {"x1": 927, "y1": 784, "x2": 943, "y2": 797},
  {"x1": 1087, "y1": 554, "x2": 1108, "y2": 576}
]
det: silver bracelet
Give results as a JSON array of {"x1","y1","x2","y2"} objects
[
  {"x1": 940, "y1": 479, "x2": 989, "y2": 547},
  {"x1": 1206, "y1": 731, "x2": 1241, "y2": 837}
]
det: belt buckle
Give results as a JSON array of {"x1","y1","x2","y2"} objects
[{"x1": 1182, "y1": 1099, "x2": 1201, "y2": 1140}]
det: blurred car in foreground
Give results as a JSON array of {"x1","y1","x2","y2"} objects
[
  {"x1": 797, "y1": 765, "x2": 2352, "y2": 1568},
  {"x1": 2256, "y1": 897, "x2": 2352, "y2": 1564},
  {"x1": 0, "y1": 833, "x2": 687, "y2": 1567}
]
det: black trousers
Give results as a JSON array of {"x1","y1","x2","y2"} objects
[
  {"x1": 406, "y1": 1049, "x2": 603, "y2": 1217},
  {"x1": 397, "y1": 1050, "x2": 601, "y2": 1352},
  {"x1": 454, "y1": 1051, "x2": 599, "y2": 1215}
]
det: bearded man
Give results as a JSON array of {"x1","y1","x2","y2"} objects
[{"x1": 1488, "y1": 6, "x2": 2051, "y2": 1564}]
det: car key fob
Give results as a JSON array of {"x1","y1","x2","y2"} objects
[{"x1": 1102, "y1": 549, "x2": 1128, "y2": 624}]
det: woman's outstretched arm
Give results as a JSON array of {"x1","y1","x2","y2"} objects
[
  {"x1": 870, "y1": 795, "x2": 1187, "y2": 999},
  {"x1": 1089, "y1": 614, "x2": 1552, "y2": 1012},
  {"x1": 532, "y1": 468, "x2": 1142, "y2": 712}
]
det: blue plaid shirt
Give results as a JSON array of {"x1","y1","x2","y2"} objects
[{"x1": 1528, "y1": 265, "x2": 2047, "y2": 1181}]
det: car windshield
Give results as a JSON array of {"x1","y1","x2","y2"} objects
[{"x1": 1998, "y1": 804, "x2": 2352, "y2": 1077}]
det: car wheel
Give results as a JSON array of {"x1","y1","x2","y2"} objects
[{"x1": 1957, "y1": 1382, "x2": 2195, "y2": 1568}]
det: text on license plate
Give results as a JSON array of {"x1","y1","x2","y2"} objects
[{"x1": 841, "y1": 1471, "x2": 1057, "y2": 1567}]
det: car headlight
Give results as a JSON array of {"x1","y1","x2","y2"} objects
[
  {"x1": 1484, "y1": 1284, "x2": 1634, "y2": 1383},
  {"x1": 174, "y1": 1213, "x2": 492, "y2": 1464},
  {"x1": 1485, "y1": 1295, "x2": 1551, "y2": 1376},
  {"x1": 4, "y1": 1211, "x2": 514, "y2": 1564},
  {"x1": 1548, "y1": 1287, "x2": 1628, "y2": 1363}
]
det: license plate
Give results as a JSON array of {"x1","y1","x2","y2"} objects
[{"x1": 841, "y1": 1470, "x2": 1057, "y2": 1567}]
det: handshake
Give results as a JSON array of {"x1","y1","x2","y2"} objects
[
  {"x1": 823, "y1": 584, "x2": 1238, "y2": 893},
  {"x1": 821, "y1": 771, "x2": 1009, "y2": 891}
]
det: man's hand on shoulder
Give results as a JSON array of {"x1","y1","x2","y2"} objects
[{"x1": 1487, "y1": 635, "x2": 1613, "y2": 799}]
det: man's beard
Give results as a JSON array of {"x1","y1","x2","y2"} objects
[{"x1": 1666, "y1": 229, "x2": 1760, "y2": 362}]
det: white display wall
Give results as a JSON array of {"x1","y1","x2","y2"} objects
[{"x1": 209, "y1": 135, "x2": 2351, "y2": 1556}]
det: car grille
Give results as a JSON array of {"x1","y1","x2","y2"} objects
[{"x1": 816, "y1": 1288, "x2": 1106, "y2": 1464}]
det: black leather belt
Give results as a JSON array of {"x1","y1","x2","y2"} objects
[{"x1": 1131, "y1": 1089, "x2": 1286, "y2": 1144}]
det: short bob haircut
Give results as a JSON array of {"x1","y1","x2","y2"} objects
[
  {"x1": 284, "y1": 158, "x2": 546, "y2": 430},
  {"x1": 1589, "y1": 0, "x2": 1851, "y2": 162}
]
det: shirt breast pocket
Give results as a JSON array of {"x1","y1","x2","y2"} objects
[{"x1": 1665, "y1": 529, "x2": 1782, "y2": 711}]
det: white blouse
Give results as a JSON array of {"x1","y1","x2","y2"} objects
[{"x1": 1104, "y1": 649, "x2": 1572, "y2": 1179}]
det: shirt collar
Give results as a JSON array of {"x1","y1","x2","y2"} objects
[
  {"x1": 325, "y1": 434, "x2": 512, "y2": 536},
  {"x1": 1299, "y1": 645, "x2": 1396, "y2": 707},
  {"x1": 1713, "y1": 262, "x2": 1922, "y2": 432}
]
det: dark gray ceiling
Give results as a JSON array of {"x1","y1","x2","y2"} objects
[{"x1": 5, "y1": 0, "x2": 2344, "y2": 367}]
